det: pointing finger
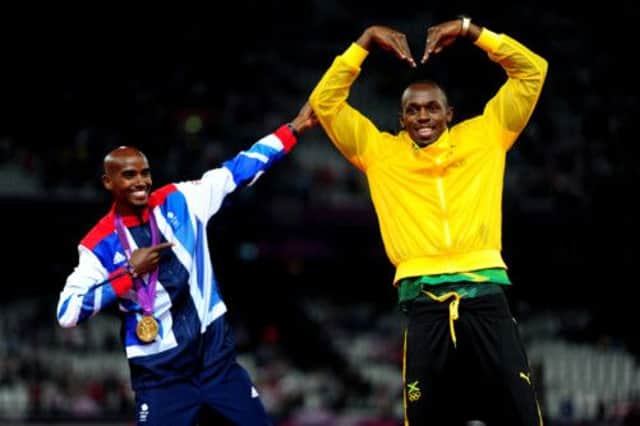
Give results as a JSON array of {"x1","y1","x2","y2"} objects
[{"x1": 151, "y1": 241, "x2": 174, "y2": 252}]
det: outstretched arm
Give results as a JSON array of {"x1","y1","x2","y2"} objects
[
  {"x1": 221, "y1": 101, "x2": 318, "y2": 186},
  {"x1": 174, "y1": 102, "x2": 319, "y2": 223}
]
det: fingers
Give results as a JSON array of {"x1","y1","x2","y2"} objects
[
  {"x1": 296, "y1": 102, "x2": 314, "y2": 122},
  {"x1": 306, "y1": 104, "x2": 318, "y2": 122},
  {"x1": 421, "y1": 27, "x2": 438, "y2": 63},
  {"x1": 291, "y1": 102, "x2": 318, "y2": 134},
  {"x1": 299, "y1": 102, "x2": 311, "y2": 116},
  {"x1": 422, "y1": 42, "x2": 444, "y2": 63},
  {"x1": 388, "y1": 32, "x2": 416, "y2": 67},
  {"x1": 128, "y1": 242, "x2": 172, "y2": 275},
  {"x1": 150, "y1": 241, "x2": 174, "y2": 252},
  {"x1": 302, "y1": 104, "x2": 315, "y2": 120},
  {"x1": 369, "y1": 26, "x2": 416, "y2": 68},
  {"x1": 396, "y1": 44, "x2": 416, "y2": 68},
  {"x1": 422, "y1": 21, "x2": 460, "y2": 63}
]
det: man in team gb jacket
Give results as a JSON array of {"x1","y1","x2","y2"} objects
[{"x1": 57, "y1": 103, "x2": 317, "y2": 426}]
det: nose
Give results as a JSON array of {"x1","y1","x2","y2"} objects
[
  {"x1": 417, "y1": 107, "x2": 430, "y2": 121},
  {"x1": 133, "y1": 173, "x2": 149, "y2": 187}
]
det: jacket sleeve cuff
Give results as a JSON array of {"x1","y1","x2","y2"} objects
[
  {"x1": 342, "y1": 43, "x2": 369, "y2": 68},
  {"x1": 474, "y1": 28, "x2": 501, "y2": 53},
  {"x1": 274, "y1": 124, "x2": 297, "y2": 153},
  {"x1": 110, "y1": 266, "x2": 134, "y2": 297}
]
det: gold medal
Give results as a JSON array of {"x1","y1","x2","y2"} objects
[{"x1": 136, "y1": 315, "x2": 159, "y2": 343}]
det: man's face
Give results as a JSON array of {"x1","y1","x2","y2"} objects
[
  {"x1": 102, "y1": 152, "x2": 152, "y2": 213},
  {"x1": 399, "y1": 83, "x2": 453, "y2": 148}
]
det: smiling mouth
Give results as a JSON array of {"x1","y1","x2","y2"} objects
[
  {"x1": 416, "y1": 127, "x2": 434, "y2": 138},
  {"x1": 131, "y1": 190, "x2": 149, "y2": 200}
]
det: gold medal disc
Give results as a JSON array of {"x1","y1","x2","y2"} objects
[{"x1": 136, "y1": 315, "x2": 159, "y2": 343}]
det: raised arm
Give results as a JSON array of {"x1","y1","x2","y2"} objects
[
  {"x1": 423, "y1": 17, "x2": 548, "y2": 149},
  {"x1": 309, "y1": 25, "x2": 417, "y2": 170}
]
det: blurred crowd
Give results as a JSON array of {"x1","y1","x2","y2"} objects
[{"x1": 4, "y1": 296, "x2": 640, "y2": 425}]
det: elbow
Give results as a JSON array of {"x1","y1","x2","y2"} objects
[
  {"x1": 308, "y1": 89, "x2": 332, "y2": 117},
  {"x1": 308, "y1": 92, "x2": 339, "y2": 122},
  {"x1": 538, "y1": 57, "x2": 549, "y2": 83},
  {"x1": 308, "y1": 90, "x2": 321, "y2": 112}
]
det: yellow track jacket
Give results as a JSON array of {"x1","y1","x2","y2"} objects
[{"x1": 309, "y1": 28, "x2": 548, "y2": 285}]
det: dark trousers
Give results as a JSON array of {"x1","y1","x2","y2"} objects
[
  {"x1": 133, "y1": 357, "x2": 271, "y2": 426},
  {"x1": 403, "y1": 291, "x2": 543, "y2": 426}
]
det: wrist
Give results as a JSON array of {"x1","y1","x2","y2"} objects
[
  {"x1": 356, "y1": 28, "x2": 373, "y2": 50},
  {"x1": 287, "y1": 123, "x2": 300, "y2": 138},
  {"x1": 126, "y1": 262, "x2": 139, "y2": 279}
]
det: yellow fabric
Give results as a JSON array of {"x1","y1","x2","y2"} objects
[
  {"x1": 309, "y1": 28, "x2": 548, "y2": 285},
  {"x1": 424, "y1": 291, "x2": 462, "y2": 347}
]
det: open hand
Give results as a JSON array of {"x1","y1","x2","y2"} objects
[
  {"x1": 357, "y1": 25, "x2": 416, "y2": 68},
  {"x1": 422, "y1": 19, "x2": 465, "y2": 63}
]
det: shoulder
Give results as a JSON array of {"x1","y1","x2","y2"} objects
[
  {"x1": 80, "y1": 212, "x2": 116, "y2": 250},
  {"x1": 149, "y1": 183, "x2": 179, "y2": 208},
  {"x1": 370, "y1": 131, "x2": 413, "y2": 163},
  {"x1": 450, "y1": 117, "x2": 507, "y2": 151}
]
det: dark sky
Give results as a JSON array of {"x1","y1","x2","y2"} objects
[{"x1": 1, "y1": 1, "x2": 634, "y2": 134}]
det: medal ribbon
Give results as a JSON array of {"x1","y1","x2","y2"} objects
[{"x1": 114, "y1": 210, "x2": 159, "y2": 317}]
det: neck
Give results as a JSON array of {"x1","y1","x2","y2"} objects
[{"x1": 114, "y1": 203, "x2": 147, "y2": 218}]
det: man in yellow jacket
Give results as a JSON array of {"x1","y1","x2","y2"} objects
[{"x1": 309, "y1": 16, "x2": 548, "y2": 425}]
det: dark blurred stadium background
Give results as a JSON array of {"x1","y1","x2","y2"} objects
[{"x1": 1, "y1": 1, "x2": 638, "y2": 425}]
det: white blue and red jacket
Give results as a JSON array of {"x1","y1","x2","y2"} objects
[{"x1": 57, "y1": 125, "x2": 297, "y2": 390}]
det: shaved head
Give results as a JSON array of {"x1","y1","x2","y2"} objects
[
  {"x1": 101, "y1": 146, "x2": 152, "y2": 214},
  {"x1": 401, "y1": 80, "x2": 448, "y2": 110},
  {"x1": 103, "y1": 146, "x2": 147, "y2": 176}
]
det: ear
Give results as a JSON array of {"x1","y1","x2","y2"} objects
[
  {"x1": 446, "y1": 106, "x2": 454, "y2": 124},
  {"x1": 399, "y1": 112, "x2": 405, "y2": 130},
  {"x1": 102, "y1": 174, "x2": 112, "y2": 191}
]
